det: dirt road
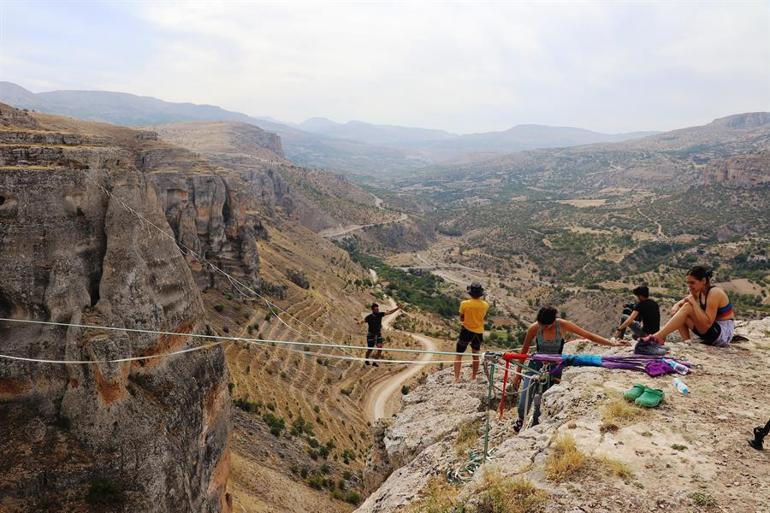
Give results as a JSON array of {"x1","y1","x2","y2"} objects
[
  {"x1": 364, "y1": 333, "x2": 438, "y2": 422},
  {"x1": 318, "y1": 212, "x2": 408, "y2": 239}
]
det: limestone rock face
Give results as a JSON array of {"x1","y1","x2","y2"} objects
[
  {"x1": 0, "y1": 104, "x2": 230, "y2": 512},
  {"x1": 705, "y1": 152, "x2": 770, "y2": 185}
]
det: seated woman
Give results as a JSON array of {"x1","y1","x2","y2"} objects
[
  {"x1": 512, "y1": 306, "x2": 626, "y2": 431},
  {"x1": 643, "y1": 265, "x2": 735, "y2": 347}
]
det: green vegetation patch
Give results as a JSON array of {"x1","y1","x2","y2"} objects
[{"x1": 339, "y1": 240, "x2": 460, "y2": 317}]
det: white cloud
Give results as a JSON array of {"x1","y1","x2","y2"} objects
[{"x1": 4, "y1": 0, "x2": 769, "y2": 132}]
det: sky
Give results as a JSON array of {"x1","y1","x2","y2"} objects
[{"x1": 1, "y1": 1, "x2": 768, "y2": 134}]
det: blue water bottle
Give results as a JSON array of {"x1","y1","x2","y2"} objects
[
  {"x1": 673, "y1": 378, "x2": 689, "y2": 395},
  {"x1": 663, "y1": 358, "x2": 689, "y2": 375}
]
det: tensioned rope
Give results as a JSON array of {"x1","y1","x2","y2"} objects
[
  {"x1": 0, "y1": 317, "x2": 515, "y2": 363},
  {"x1": 0, "y1": 342, "x2": 223, "y2": 365}
]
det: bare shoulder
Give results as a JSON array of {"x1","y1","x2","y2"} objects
[{"x1": 710, "y1": 287, "x2": 730, "y2": 302}]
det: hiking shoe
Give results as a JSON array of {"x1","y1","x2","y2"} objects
[
  {"x1": 372, "y1": 362, "x2": 379, "y2": 367},
  {"x1": 635, "y1": 387, "x2": 664, "y2": 408},
  {"x1": 365, "y1": 361, "x2": 370, "y2": 366},
  {"x1": 623, "y1": 383, "x2": 647, "y2": 402},
  {"x1": 641, "y1": 334, "x2": 665, "y2": 345},
  {"x1": 513, "y1": 419, "x2": 523, "y2": 433},
  {"x1": 634, "y1": 338, "x2": 669, "y2": 356}
]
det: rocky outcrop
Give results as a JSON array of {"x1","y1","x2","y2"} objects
[
  {"x1": 704, "y1": 152, "x2": 770, "y2": 185},
  {"x1": 0, "y1": 104, "x2": 230, "y2": 512},
  {"x1": 357, "y1": 321, "x2": 770, "y2": 513}
]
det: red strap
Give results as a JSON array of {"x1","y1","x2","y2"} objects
[
  {"x1": 502, "y1": 352, "x2": 528, "y2": 361},
  {"x1": 498, "y1": 360, "x2": 510, "y2": 419}
]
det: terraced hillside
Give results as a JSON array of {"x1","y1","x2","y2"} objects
[{"x1": 143, "y1": 119, "x2": 427, "y2": 511}]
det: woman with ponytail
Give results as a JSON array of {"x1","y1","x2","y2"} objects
[{"x1": 643, "y1": 265, "x2": 735, "y2": 347}]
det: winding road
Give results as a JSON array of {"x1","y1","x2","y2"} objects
[
  {"x1": 318, "y1": 212, "x2": 408, "y2": 239},
  {"x1": 364, "y1": 333, "x2": 438, "y2": 422}
]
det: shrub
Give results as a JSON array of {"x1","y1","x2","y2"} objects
[
  {"x1": 262, "y1": 413, "x2": 285, "y2": 437},
  {"x1": 214, "y1": 304, "x2": 225, "y2": 313},
  {"x1": 287, "y1": 269, "x2": 310, "y2": 289},
  {"x1": 291, "y1": 417, "x2": 315, "y2": 437},
  {"x1": 602, "y1": 397, "x2": 643, "y2": 426},
  {"x1": 595, "y1": 455, "x2": 633, "y2": 480},
  {"x1": 343, "y1": 491, "x2": 362, "y2": 505},
  {"x1": 342, "y1": 449, "x2": 356, "y2": 464},
  {"x1": 307, "y1": 474, "x2": 325, "y2": 490},
  {"x1": 689, "y1": 492, "x2": 717, "y2": 507},
  {"x1": 233, "y1": 398, "x2": 261, "y2": 413},
  {"x1": 475, "y1": 469, "x2": 549, "y2": 513},
  {"x1": 545, "y1": 434, "x2": 587, "y2": 481},
  {"x1": 405, "y1": 476, "x2": 459, "y2": 513}
]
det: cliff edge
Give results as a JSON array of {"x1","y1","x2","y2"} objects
[{"x1": 357, "y1": 319, "x2": 770, "y2": 513}]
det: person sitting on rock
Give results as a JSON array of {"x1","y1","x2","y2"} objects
[
  {"x1": 615, "y1": 284, "x2": 660, "y2": 340},
  {"x1": 512, "y1": 306, "x2": 628, "y2": 431},
  {"x1": 356, "y1": 302, "x2": 401, "y2": 366},
  {"x1": 641, "y1": 265, "x2": 735, "y2": 347},
  {"x1": 453, "y1": 282, "x2": 489, "y2": 383}
]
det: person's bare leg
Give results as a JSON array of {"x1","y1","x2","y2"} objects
[
  {"x1": 375, "y1": 344, "x2": 383, "y2": 360},
  {"x1": 454, "y1": 355, "x2": 463, "y2": 383},
  {"x1": 655, "y1": 303, "x2": 695, "y2": 341},
  {"x1": 471, "y1": 350, "x2": 480, "y2": 380}
]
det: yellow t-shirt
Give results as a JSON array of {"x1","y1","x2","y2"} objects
[{"x1": 459, "y1": 298, "x2": 489, "y2": 334}]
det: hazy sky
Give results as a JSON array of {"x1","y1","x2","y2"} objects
[{"x1": 1, "y1": 1, "x2": 768, "y2": 133}]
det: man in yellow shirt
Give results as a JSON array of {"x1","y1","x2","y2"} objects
[{"x1": 454, "y1": 282, "x2": 489, "y2": 383}]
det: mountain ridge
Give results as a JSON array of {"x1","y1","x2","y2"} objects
[{"x1": 1, "y1": 81, "x2": 667, "y2": 176}]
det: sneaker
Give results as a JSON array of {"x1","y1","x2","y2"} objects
[
  {"x1": 372, "y1": 362, "x2": 379, "y2": 367},
  {"x1": 634, "y1": 337, "x2": 669, "y2": 356},
  {"x1": 513, "y1": 419, "x2": 523, "y2": 433},
  {"x1": 365, "y1": 361, "x2": 370, "y2": 366}
]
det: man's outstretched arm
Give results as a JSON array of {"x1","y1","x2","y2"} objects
[{"x1": 385, "y1": 304, "x2": 402, "y2": 315}]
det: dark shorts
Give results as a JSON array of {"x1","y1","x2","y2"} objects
[
  {"x1": 456, "y1": 327, "x2": 483, "y2": 353},
  {"x1": 694, "y1": 320, "x2": 734, "y2": 347},
  {"x1": 693, "y1": 322, "x2": 721, "y2": 344},
  {"x1": 366, "y1": 333, "x2": 383, "y2": 348}
]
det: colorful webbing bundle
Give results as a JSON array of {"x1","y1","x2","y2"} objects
[
  {"x1": 501, "y1": 351, "x2": 693, "y2": 376},
  {"x1": 523, "y1": 352, "x2": 692, "y2": 375}
]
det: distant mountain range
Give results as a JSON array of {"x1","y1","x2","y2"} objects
[
  {"x1": 296, "y1": 116, "x2": 657, "y2": 154},
  {"x1": 1, "y1": 81, "x2": 658, "y2": 176}
]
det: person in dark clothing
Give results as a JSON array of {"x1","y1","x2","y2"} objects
[
  {"x1": 749, "y1": 419, "x2": 770, "y2": 450},
  {"x1": 356, "y1": 303, "x2": 401, "y2": 366},
  {"x1": 615, "y1": 285, "x2": 660, "y2": 340}
]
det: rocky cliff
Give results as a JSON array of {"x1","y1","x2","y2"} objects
[
  {"x1": 357, "y1": 319, "x2": 770, "y2": 513},
  {"x1": 704, "y1": 151, "x2": 770, "y2": 185},
  {"x1": 147, "y1": 120, "x2": 385, "y2": 233},
  {"x1": 0, "y1": 104, "x2": 230, "y2": 512}
]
